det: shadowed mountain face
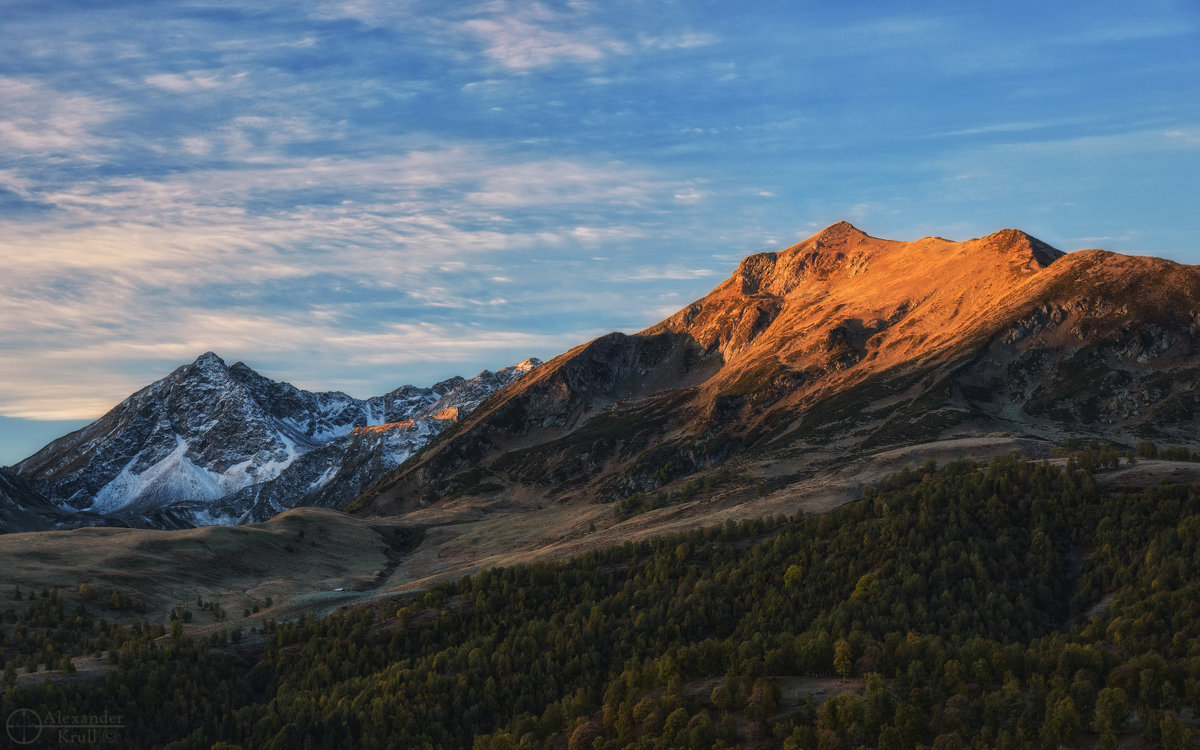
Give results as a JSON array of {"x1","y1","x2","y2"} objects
[
  {"x1": 0, "y1": 467, "x2": 112, "y2": 533},
  {"x1": 357, "y1": 222, "x2": 1200, "y2": 515},
  {"x1": 11, "y1": 354, "x2": 540, "y2": 530}
]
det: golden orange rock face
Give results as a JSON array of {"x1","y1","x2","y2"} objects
[
  {"x1": 431, "y1": 407, "x2": 460, "y2": 422},
  {"x1": 350, "y1": 420, "x2": 415, "y2": 436},
  {"x1": 361, "y1": 220, "x2": 1200, "y2": 515},
  {"x1": 648, "y1": 222, "x2": 1057, "y2": 382},
  {"x1": 644, "y1": 221, "x2": 1198, "y2": 408},
  {"x1": 348, "y1": 408, "x2": 459, "y2": 437}
]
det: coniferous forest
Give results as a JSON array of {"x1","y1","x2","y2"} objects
[{"x1": 4, "y1": 453, "x2": 1200, "y2": 749}]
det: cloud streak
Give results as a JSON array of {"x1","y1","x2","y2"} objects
[
  {"x1": 0, "y1": 135, "x2": 698, "y2": 419},
  {"x1": 0, "y1": 77, "x2": 118, "y2": 156},
  {"x1": 461, "y1": 1, "x2": 628, "y2": 70},
  {"x1": 0, "y1": 305, "x2": 600, "y2": 419},
  {"x1": 4, "y1": 145, "x2": 678, "y2": 286}
]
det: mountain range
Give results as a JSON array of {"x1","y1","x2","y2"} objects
[
  {"x1": 6, "y1": 220, "x2": 1200, "y2": 547},
  {"x1": 2, "y1": 354, "x2": 539, "y2": 531},
  {"x1": 356, "y1": 221, "x2": 1200, "y2": 518}
]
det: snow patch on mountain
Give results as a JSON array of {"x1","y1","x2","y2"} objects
[{"x1": 90, "y1": 436, "x2": 210, "y2": 514}]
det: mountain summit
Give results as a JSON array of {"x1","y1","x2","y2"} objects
[
  {"x1": 357, "y1": 222, "x2": 1200, "y2": 516},
  {"x1": 13, "y1": 354, "x2": 540, "y2": 529},
  {"x1": 645, "y1": 223, "x2": 1070, "y2": 394}
]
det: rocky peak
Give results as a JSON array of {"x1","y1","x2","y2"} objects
[
  {"x1": 187, "y1": 351, "x2": 232, "y2": 379},
  {"x1": 750, "y1": 222, "x2": 880, "y2": 297},
  {"x1": 810, "y1": 220, "x2": 869, "y2": 247},
  {"x1": 227, "y1": 360, "x2": 259, "y2": 378},
  {"x1": 731, "y1": 222, "x2": 871, "y2": 295},
  {"x1": 978, "y1": 228, "x2": 1064, "y2": 269}
]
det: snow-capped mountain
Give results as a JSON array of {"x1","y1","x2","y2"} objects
[{"x1": 11, "y1": 353, "x2": 540, "y2": 530}]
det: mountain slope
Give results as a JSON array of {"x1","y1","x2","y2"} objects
[
  {"x1": 0, "y1": 467, "x2": 113, "y2": 532},
  {"x1": 12, "y1": 354, "x2": 539, "y2": 529},
  {"x1": 357, "y1": 222, "x2": 1200, "y2": 516}
]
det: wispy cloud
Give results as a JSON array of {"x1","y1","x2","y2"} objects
[
  {"x1": 4, "y1": 145, "x2": 675, "y2": 275},
  {"x1": 637, "y1": 31, "x2": 717, "y2": 51},
  {"x1": 0, "y1": 138, "x2": 696, "y2": 418},
  {"x1": 144, "y1": 70, "x2": 240, "y2": 92},
  {"x1": 672, "y1": 186, "x2": 710, "y2": 203},
  {"x1": 568, "y1": 225, "x2": 643, "y2": 243},
  {"x1": 934, "y1": 117, "x2": 1092, "y2": 138},
  {"x1": 305, "y1": 0, "x2": 419, "y2": 27},
  {"x1": 607, "y1": 266, "x2": 718, "y2": 282},
  {"x1": 464, "y1": 158, "x2": 663, "y2": 207},
  {"x1": 952, "y1": 126, "x2": 1200, "y2": 162},
  {"x1": 1059, "y1": 21, "x2": 1199, "y2": 45},
  {"x1": 463, "y1": 2, "x2": 626, "y2": 70},
  {"x1": 465, "y1": 17, "x2": 617, "y2": 69},
  {"x1": 0, "y1": 306, "x2": 598, "y2": 419},
  {"x1": 0, "y1": 77, "x2": 118, "y2": 156}
]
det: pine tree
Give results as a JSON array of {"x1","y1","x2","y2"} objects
[{"x1": 834, "y1": 639, "x2": 852, "y2": 683}]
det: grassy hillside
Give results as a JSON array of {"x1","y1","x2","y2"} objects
[{"x1": 4, "y1": 451, "x2": 1199, "y2": 748}]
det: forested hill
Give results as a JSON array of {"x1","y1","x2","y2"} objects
[{"x1": 4, "y1": 452, "x2": 1200, "y2": 748}]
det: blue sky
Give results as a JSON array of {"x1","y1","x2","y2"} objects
[{"x1": 2, "y1": 0, "x2": 1199, "y2": 464}]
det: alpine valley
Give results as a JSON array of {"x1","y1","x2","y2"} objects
[{"x1": 5, "y1": 223, "x2": 1200, "y2": 749}]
